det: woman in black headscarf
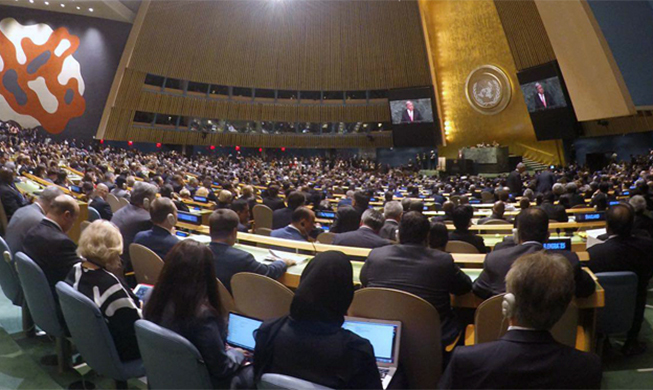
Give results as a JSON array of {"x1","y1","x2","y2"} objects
[{"x1": 253, "y1": 251, "x2": 382, "y2": 389}]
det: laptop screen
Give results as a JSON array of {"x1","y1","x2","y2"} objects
[
  {"x1": 227, "y1": 313, "x2": 262, "y2": 352},
  {"x1": 343, "y1": 319, "x2": 399, "y2": 364}
]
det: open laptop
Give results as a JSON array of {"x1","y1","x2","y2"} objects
[
  {"x1": 227, "y1": 312, "x2": 262, "y2": 352},
  {"x1": 343, "y1": 317, "x2": 401, "y2": 389}
]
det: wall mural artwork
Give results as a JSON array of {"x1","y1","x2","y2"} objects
[{"x1": 0, "y1": 17, "x2": 86, "y2": 134}]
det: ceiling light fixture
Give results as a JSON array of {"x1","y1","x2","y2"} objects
[
  {"x1": 44, "y1": 1, "x2": 49, "y2": 4},
  {"x1": 88, "y1": 7, "x2": 93, "y2": 12},
  {"x1": 60, "y1": 3, "x2": 64, "y2": 7},
  {"x1": 29, "y1": 0, "x2": 34, "y2": 4},
  {"x1": 76, "y1": 6, "x2": 80, "y2": 9}
]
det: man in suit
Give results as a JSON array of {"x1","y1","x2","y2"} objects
[
  {"x1": 630, "y1": 195, "x2": 653, "y2": 238},
  {"x1": 449, "y1": 205, "x2": 487, "y2": 253},
  {"x1": 111, "y1": 176, "x2": 130, "y2": 200},
  {"x1": 559, "y1": 182, "x2": 585, "y2": 209},
  {"x1": 379, "y1": 200, "x2": 402, "y2": 241},
  {"x1": 532, "y1": 82, "x2": 556, "y2": 110},
  {"x1": 272, "y1": 192, "x2": 305, "y2": 230},
  {"x1": 535, "y1": 167, "x2": 556, "y2": 195},
  {"x1": 332, "y1": 209, "x2": 391, "y2": 249},
  {"x1": 507, "y1": 163, "x2": 526, "y2": 197},
  {"x1": 111, "y1": 182, "x2": 158, "y2": 269},
  {"x1": 400, "y1": 101, "x2": 423, "y2": 123},
  {"x1": 336, "y1": 190, "x2": 354, "y2": 208},
  {"x1": 133, "y1": 197, "x2": 179, "y2": 260},
  {"x1": 89, "y1": 183, "x2": 113, "y2": 220},
  {"x1": 440, "y1": 252, "x2": 601, "y2": 389},
  {"x1": 538, "y1": 191, "x2": 568, "y2": 222},
  {"x1": 0, "y1": 167, "x2": 29, "y2": 221},
  {"x1": 361, "y1": 212, "x2": 472, "y2": 345},
  {"x1": 587, "y1": 204, "x2": 653, "y2": 355},
  {"x1": 230, "y1": 199, "x2": 251, "y2": 233},
  {"x1": 473, "y1": 207, "x2": 595, "y2": 299},
  {"x1": 270, "y1": 207, "x2": 315, "y2": 242},
  {"x1": 352, "y1": 191, "x2": 370, "y2": 219},
  {"x1": 209, "y1": 209, "x2": 293, "y2": 293},
  {"x1": 6, "y1": 186, "x2": 62, "y2": 255},
  {"x1": 22, "y1": 195, "x2": 81, "y2": 294},
  {"x1": 262, "y1": 185, "x2": 285, "y2": 211},
  {"x1": 477, "y1": 201, "x2": 508, "y2": 225},
  {"x1": 330, "y1": 205, "x2": 361, "y2": 233}
]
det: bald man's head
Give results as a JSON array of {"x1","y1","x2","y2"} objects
[
  {"x1": 493, "y1": 201, "x2": 505, "y2": 218},
  {"x1": 606, "y1": 204, "x2": 634, "y2": 238},
  {"x1": 47, "y1": 195, "x2": 80, "y2": 233},
  {"x1": 95, "y1": 183, "x2": 109, "y2": 199}
]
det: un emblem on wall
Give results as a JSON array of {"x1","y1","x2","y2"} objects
[{"x1": 465, "y1": 65, "x2": 512, "y2": 115}]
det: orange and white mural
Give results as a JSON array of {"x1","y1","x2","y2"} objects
[{"x1": 0, "y1": 17, "x2": 86, "y2": 134}]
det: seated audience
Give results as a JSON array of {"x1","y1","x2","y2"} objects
[
  {"x1": 22, "y1": 195, "x2": 81, "y2": 293},
  {"x1": 361, "y1": 212, "x2": 472, "y2": 345},
  {"x1": 473, "y1": 207, "x2": 595, "y2": 299},
  {"x1": 431, "y1": 201, "x2": 454, "y2": 223},
  {"x1": 270, "y1": 207, "x2": 315, "y2": 242},
  {"x1": 560, "y1": 182, "x2": 585, "y2": 208},
  {"x1": 379, "y1": 200, "x2": 402, "y2": 241},
  {"x1": 330, "y1": 205, "x2": 361, "y2": 233},
  {"x1": 440, "y1": 252, "x2": 602, "y2": 389},
  {"x1": 477, "y1": 201, "x2": 507, "y2": 224},
  {"x1": 89, "y1": 183, "x2": 113, "y2": 220},
  {"x1": 144, "y1": 240, "x2": 253, "y2": 388},
  {"x1": 538, "y1": 191, "x2": 568, "y2": 222},
  {"x1": 254, "y1": 251, "x2": 381, "y2": 389},
  {"x1": 263, "y1": 185, "x2": 285, "y2": 211},
  {"x1": 449, "y1": 205, "x2": 487, "y2": 253},
  {"x1": 133, "y1": 197, "x2": 180, "y2": 260},
  {"x1": 352, "y1": 191, "x2": 370, "y2": 218},
  {"x1": 230, "y1": 199, "x2": 251, "y2": 233},
  {"x1": 337, "y1": 190, "x2": 354, "y2": 208},
  {"x1": 216, "y1": 190, "x2": 233, "y2": 209},
  {"x1": 6, "y1": 186, "x2": 62, "y2": 254},
  {"x1": 160, "y1": 184, "x2": 189, "y2": 212},
  {"x1": 272, "y1": 191, "x2": 305, "y2": 230},
  {"x1": 429, "y1": 221, "x2": 449, "y2": 251},
  {"x1": 0, "y1": 167, "x2": 29, "y2": 221},
  {"x1": 588, "y1": 203, "x2": 653, "y2": 355},
  {"x1": 209, "y1": 209, "x2": 293, "y2": 292},
  {"x1": 332, "y1": 209, "x2": 391, "y2": 249},
  {"x1": 65, "y1": 220, "x2": 141, "y2": 361},
  {"x1": 111, "y1": 176, "x2": 130, "y2": 200},
  {"x1": 630, "y1": 195, "x2": 653, "y2": 238}
]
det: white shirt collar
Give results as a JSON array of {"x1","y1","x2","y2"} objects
[
  {"x1": 521, "y1": 241, "x2": 542, "y2": 246},
  {"x1": 288, "y1": 224, "x2": 303, "y2": 234},
  {"x1": 508, "y1": 325, "x2": 539, "y2": 331}
]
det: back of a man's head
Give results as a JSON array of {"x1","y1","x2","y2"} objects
[
  {"x1": 230, "y1": 199, "x2": 248, "y2": 215},
  {"x1": 493, "y1": 201, "x2": 505, "y2": 218},
  {"x1": 383, "y1": 201, "x2": 403, "y2": 220},
  {"x1": 291, "y1": 206, "x2": 313, "y2": 224},
  {"x1": 268, "y1": 185, "x2": 280, "y2": 198},
  {"x1": 39, "y1": 186, "x2": 64, "y2": 207},
  {"x1": 516, "y1": 207, "x2": 549, "y2": 243},
  {"x1": 361, "y1": 209, "x2": 385, "y2": 232},
  {"x1": 399, "y1": 211, "x2": 429, "y2": 245},
  {"x1": 442, "y1": 201, "x2": 454, "y2": 214},
  {"x1": 354, "y1": 191, "x2": 370, "y2": 209},
  {"x1": 286, "y1": 192, "x2": 306, "y2": 210},
  {"x1": 452, "y1": 205, "x2": 472, "y2": 231},
  {"x1": 49, "y1": 195, "x2": 79, "y2": 218},
  {"x1": 506, "y1": 252, "x2": 575, "y2": 330},
  {"x1": 150, "y1": 197, "x2": 177, "y2": 225},
  {"x1": 131, "y1": 182, "x2": 158, "y2": 208},
  {"x1": 429, "y1": 222, "x2": 449, "y2": 250},
  {"x1": 629, "y1": 195, "x2": 647, "y2": 215},
  {"x1": 606, "y1": 204, "x2": 634, "y2": 238},
  {"x1": 209, "y1": 209, "x2": 239, "y2": 240}
]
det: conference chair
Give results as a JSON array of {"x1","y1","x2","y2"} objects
[
  {"x1": 56, "y1": 282, "x2": 145, "y2": 389},
  {"x1": 217, "y1": 278, "x2": 236, "y2": 316},
  {"x1": 258, "y1": 374, "x2": 332, "y2": 390},
  {"x1": 316, "y1": 232, "x2": 335, "y2": 244},
  {"x1": 255, "y1": 227, "x2": 272, "y2": 237},
  {"x1": 106, "y1": 194, "x2": 122, "y2": 213},
  {"x1": 252, "y1": 204, "x2": 273, "y2": 230},
  {"x1": 594, "y1": 272, "x2": 638, "y2": 354},
  {"x1": 0, "y1": 237, "x2": 33, "y2": 334},
  {"x1": 0, "y1": 197, "x2": 8, "y2": 237},
  {"x1": 348, "y1": 288, "x2": 442, "y2": 389},
  {"x1": 129, "y1": 244, "x2": 164, "y2": 285},
  {"x1": 464, "y1": 293, "x2": 580, "y2": 349},
  {"x1": 14, "y1": 252, "x2": 70, "y2": 372},
  {"x1": 87, "y1": 207, "x2": 101, "y2": 222},
  {"x1": 119, "y1": 197, "x2": 130, "y2": 209},
  {"x1": 445, "y1": 240, "x2": 480, "y2": 254},
  {"x1": 231, "y1": 272, "x2": 294, "y2": 320},
  {"x1": 135, "y1": 319, "x2": 213, "y2": 390}
]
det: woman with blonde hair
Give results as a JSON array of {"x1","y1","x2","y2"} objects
[{"x1": 64, "y1": 220, "x2": 142, "y2": 361}]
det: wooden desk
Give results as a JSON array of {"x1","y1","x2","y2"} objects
[{"x1": 464, "y1": 221, "x2": 605, "y2": 232}]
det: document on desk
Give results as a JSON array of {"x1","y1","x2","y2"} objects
[{"x1": 264, "y1": 250, "x2": 309, "y2": 265}]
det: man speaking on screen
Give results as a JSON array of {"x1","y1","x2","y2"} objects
[
  {"x1": 533, "y1": 83, "x2": 555, "y2": 110},
  {"x1": 401, "y1": 100, "x2": 423, "y2": 123}
]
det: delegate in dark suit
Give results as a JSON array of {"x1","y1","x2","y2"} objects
[
  {"x1": 506, "y1": 170, "x2": 523, "y2": 196},
  {"x1": 111, "y1": 204, "x2": 153, "y2": 266},
  {"x1": 535, "y1": 170, "x2": 556, "y2": 194},
  {"x1": 209, "y1": 242, "x2": 287, "y2": 293},
  {"x1": 133, "y1": 225, "x2": 180, "y2": 260},
  {"x1": 263, "y1": 197, "x2": 285, "y2": 211},
  {"x1": 5, "y1": 203, "x2": 45, "y2": 254},
  {"x1": 539, "y1": 201, "x2": 568, "y2": 222},
  {"x1": 378, "y1": 219, "x2": 399, "y2": 241},
  {"x1": 270, "y1": 225, "x2": 307, "y2": 242},
  {"x1": 0, "y1": 182, "x2": 29, "y2": 221},
  {"x1": 559, "y1": 192, "x2": 586, "y2": 208},
  {"x1": 90, "y1": 197, "x2": 113, "y2": 221},
  {"x1": 332, "y1": 227, "x2": 391, "y2": 249},
  {"x1": 533, "y1": 91, "x2": 556, "y2": 109},
  {"x1": 272, "y1": 207, "x2": 293, "y2": 230},
  {"x1": 472, "y1": 242, "x2": 595, "y2": 299},
  {"x1": 439, "y1": 330, "x2": 601, "y2": 389},
  {"x1": 448, "y1": 230, "x2": 487, "y2": 253},
  {"x1": 361, "y1": 245, "x2": 472, "y2": 344},
  {"x1": 400, "y1": 108, "x2": 423, "y2": 123}
]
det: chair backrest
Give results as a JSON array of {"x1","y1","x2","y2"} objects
[
  {"x1": 217, "y1": 278, "x2": 236, "y2": 315},
  {"x1": 56, "y1": 282, "x2": 137, "y2": 381},
  {"x1": 119, "y1": 197, "x2": 130, "y2": 209},
  {"x1": 445, "y1": 240, "x2": 480, "y2": 254},
  {"x1": 0, "y1": 236, "x2": 22, "y2": 306},
  {"x1": 258, "y1": 373, "x2": 333, "y2": 390},
  {"x1": 481, "y1": 191, "x2": 495, "y2": 203},
  {"x1": 87, "y1": 207, "x2": 101, "y2": 222},
  {"x1": 80, "y1": 221, "x2": 90, "y2": 235},
  {"x1": 255, "y1": 227, "x2": 272, "y2": 237},
  {"x1": 135, "y1": 319, "x2": 213, "y2": 390},
  {"x1": 231, "y1": 272, "x2": 294, "y2": 320},
  {"x1": 474, "y1": 293, "x2": 579, "y2": 348},
  {"x1": 595, "y1": 271, "x2": 638, "y2": 335},
  {"x1": 106, "y1": 194, "x2": 122, "y2": 213},
  {"x1": 252, "y1": 204, "x2": 273, "y2": 230},
  {"x1": 348, "y1": 288, "x2": 442, "y2": 389},
  {"x1": 129, "y1": 244, "x2": 165, "y2": 285},
  {"x1": 14, "y1": 252, "x2": 66, "y2": 337},
  {"x1": 0, "y1": 196, "x2": 8, "y2": 237},
  {"x1": 316, "y1": 232, "x2": 335, "y2": 244}
]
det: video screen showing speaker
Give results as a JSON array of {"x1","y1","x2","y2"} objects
[
  {"x1": 388, "y1": 87, "x2": 441, "y2": 147},
  {"x1": 517, "y1": 62, "x2": 578, "y2": 141}
]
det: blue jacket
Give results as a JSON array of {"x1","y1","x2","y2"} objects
[
  {"x1": 133, "y1": 225, "x2": 180, "y2": 261},
  {"x1": 270, "y1": 225, "x2": 307, "y2": 242}
]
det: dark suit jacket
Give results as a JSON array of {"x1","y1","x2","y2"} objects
[
  {"x1": 361, "y1": 244, "x2": 472, "y2": 344},
  {"x1": 133, "y1": 225, "x2": 180, "y2": 261},
  {"x1": 439, "y1": 330, "x2": 601, "y2": 389},
  {"x1": 0, "y1": 182, "x2": 29, "y2": 221},
  {"x1": 559, "y1": 193, "x2": 585, "y2": 208},
  {"x1": 539, "y1": 202, "x2": 568, "y2": 222},
  {"x1": 507, "y1": 171, "x2": 523, "y2": 196},
  {"x1": 90, "y1": 197, "x2": 113, "y2": 221},
  {"x1": 209, "y1": 242, "x2": 287, "y2": 293},
  {"x1": 270, "y1": 225, "x2": 307, "y2": 242},
  {"x1": 535, "y1": 170, "x2": 556, "y2": 194},
  {"x1": 588, "y1": 235, "x2": 653, "y2": 338},
  {"x1": 400, "y1": 108, "x2": 423, "y2": 123},
  {"x1": 111, "y1": 204, "x2": 153, "y2": 266},
  {"x1": 263, "y1": 197, "x2": 285, "y2": 211},
  {"x1": 449, "y1": 230, "x2": 487, "y2": 253},
  {"x1": 272, "y1": 207, "x2": 293, "y2": 230},
  {"x1": 378, "y1": 219, "x2": 399, "y2": 242},
  {"x1": 22, "y1": 219, "x2": 81, "y2": 293},
  {"x1": 332, "y1": 227, "x2": 391, "y2": 249},
  {"x1": 473, "y1": 242, "x2": 595, "y2": 299},
  {"x1": 533, "y1": 91, "x2": 556, "y2": 109}
]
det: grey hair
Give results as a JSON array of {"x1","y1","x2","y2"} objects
[
  {"x1": 361, "y1": 209, "x2": 385, "y2": 231},
  {"x1": 383, "y1": 201, "x2": 403, "y2": 220},
  {"x1": 523, "y1": 189, "x2": 535, "y2": 201},
  {"x1": 629, "y1": 195, "x2": 647, "y2": 214},
  {"x1": 131, "y1": 182, "x2": 158, "y2": 207},
  {"x1": 40, "y1": 186, "x2": 64, "y2": 205},
  {"x1": 346, "y1": 190, "x2": 355, "y2": 199},
  {"x1": 565, "y1": 182, "x2": 578, "y2": 193},
  {"x1": 552, "y1": 183, "x2": 565, "y2": 195}
]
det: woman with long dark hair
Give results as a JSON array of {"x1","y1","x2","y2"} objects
[{"x1": 144, "y1": 239, "x2": 251, "y2": 389}]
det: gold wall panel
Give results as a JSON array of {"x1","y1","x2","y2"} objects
[{"x1": 419, "y1": 0, "x2": 562, "y2": 165}]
